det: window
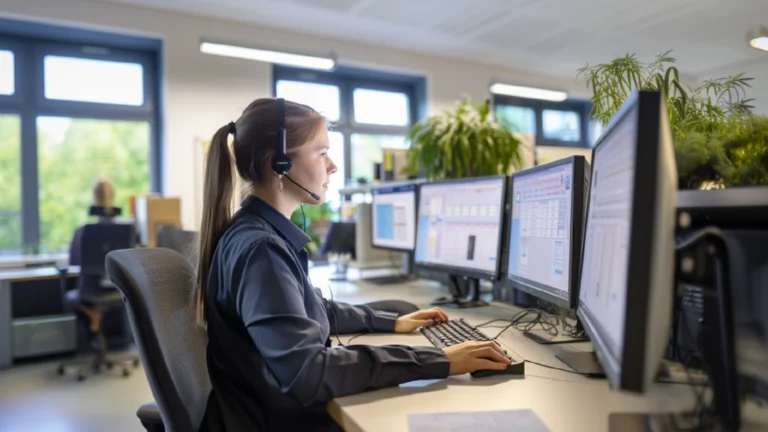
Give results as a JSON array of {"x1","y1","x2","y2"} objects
[
  {"x1": 496, "y1": 105, "x2": 535, "y2": 135},
  {"x1": 353, "y1": 88, "x2": 409, "y2": 126},
  {"x1": 0, "y1": 20, "x2": 161, "y2": 254},
  {"x1": 542, "y1": 109, "x2": 581, "y2": 142},
  {"x1": 275, "y1": 80, "x2": 340, "y2": 121},
  {"x1": 494, "y1": 95, "x2": 592, "y2": 148},
  {"x1": 274, "y1": 65, "x2": 423, "y2": 213},
  {"x1": 37, "y1": 117, "x2": 150, "y2": 252},
  {"x1": 0, "y1": 50, "x2": 13, "y2": 96},
  {"x1": 0, "y1": 114, "x2": 21, "y2": 253},
  {"x1": 44, "y1": 56, "x2": 144, "y2": 106}
]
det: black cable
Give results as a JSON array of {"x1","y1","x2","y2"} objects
[
  {"x1": 346, "y1": 333, "x2": 366, "y2": 345},
  {"x1": 300, "y1": 203, "x2": 307, "y2": 233},
  {"x1": 328, "y1": 280, "x2": 345, "y2": 347}
]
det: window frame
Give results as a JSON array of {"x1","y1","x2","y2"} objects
[
  {"x1": 272, "y1": 65, "x2": 423, "y2": 185},
  {"x1": 0, "y1": 22, "x2": 162, "y2": 254},
  {"x1": 492, "y1": 94, "x2": 593, "y2": 148}
]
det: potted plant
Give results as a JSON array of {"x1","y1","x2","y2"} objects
[
  {"x1": 578, "y1": 51, "x2": 768, "y2": 189},
  {"x1": 404, "y1": 97, "x2": 526, "y2": 180}
]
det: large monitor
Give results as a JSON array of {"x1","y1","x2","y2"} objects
[
  {"x1": 414, "y1": 176, "x2": 507, "y2": 308},
  {"x1": 505, "y1": 156, "x2": 589, "y2": 311},
  {"x1": 559, "y1": 91, "x2": 678, "y2": 393},
  {"x1": 371, "y1": 184, "x2": 417, "y2": 252},
  {"x1": 415, "y1": 176, "x2": 506, "y2": 280}
]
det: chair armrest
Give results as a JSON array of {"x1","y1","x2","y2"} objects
[{"x1": 137, "y1": 401, "x2": 165, "y2": 432}]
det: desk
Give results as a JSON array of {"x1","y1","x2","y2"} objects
[
  {"x1": 319, "y1": 274, "x2": 768, "y2": 432},
  {"x1": 0, "y1": 253, "x2": 69, "y2": 270},
  {"x1": 0, "y1": 266, "x2": 80, "y2": 369}
]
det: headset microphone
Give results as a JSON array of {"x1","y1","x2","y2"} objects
[
  {"x1": 284, "y1": 174, "x2": 320, "y2": 201},
  {"x1": 271, "y1": 98, "x2": 321, "y2": 202}
]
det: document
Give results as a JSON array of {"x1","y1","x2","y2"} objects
[{"x1": 408, "y1": 409, "x2": 551, "y2": 432}]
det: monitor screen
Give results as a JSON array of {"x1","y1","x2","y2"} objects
[
  {"x1": 415, "y1": 177, "x2": 506, "y2": 278},
  {"x1": 371, "y1": 185, "x2": 416, "y2": 251},
  {"x1": 578, "y1": 105, "x2": 638, "y2": 363},
  {"x1": 507, "y1": 161, "x2": 574, "y2": 303}
]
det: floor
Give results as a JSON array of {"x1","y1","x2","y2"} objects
[{"x1": 0, "y1": 352, "x2": 154, "y2": 432}]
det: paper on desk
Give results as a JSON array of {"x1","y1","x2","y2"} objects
[{"x1": 408, "y1": 409, "x2": 550, "y2": 432}]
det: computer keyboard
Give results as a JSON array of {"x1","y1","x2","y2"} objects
[{"x1": 420, "y1": 318, "x2": 525, "y2": 377}]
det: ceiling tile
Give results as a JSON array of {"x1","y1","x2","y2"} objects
[
  {"x1": 355, "y1": 0, "x2": 466, "y2": 27},
  {"x1": 430, "y1": 0, "x2": 535, "y2": 37},
  {"x1": 290, "y1": 0, "x2": 364, "y2": 13}
]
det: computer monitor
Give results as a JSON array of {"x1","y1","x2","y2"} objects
[
  {"x1": 558, "y1": 91, "x2": 678, "y2": 393},
  {"x1": 505, "y1": 156, "x2": 589, "y2": 310},
  {"x1": 414, "y1": 176, "x2": 507, "y2": 307},
  {"x1": 371, "y1": 184, "x2": 417, "y2": 252}
]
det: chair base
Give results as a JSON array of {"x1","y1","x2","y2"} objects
[{"x1": 58, "y1": 353, "x2": 140, "y2": 381}]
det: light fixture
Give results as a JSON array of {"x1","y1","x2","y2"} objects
[
  {"x1": 748, "y1": 26, "x2": 768, "y2": 52},
  {"x1": 489, "y1": 83, "x2": 567, "y2": 102},
  {"x1": 200, "y1": 41, "x2": 335, "y2": 71}
]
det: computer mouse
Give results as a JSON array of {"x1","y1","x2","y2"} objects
[{"x1": 470, "y1": 362, "x2": 526, "y2": 378}]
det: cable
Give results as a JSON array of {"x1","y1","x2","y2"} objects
[
  {"x1": 346, "y1": 333, "x2": 366, "y2": 345},
  {"x1": 327, "y1": 280, "x2": 345, "y2": 347},
  {"x1": 300, "y1": 203, "x2": 307, "y2": 233}
]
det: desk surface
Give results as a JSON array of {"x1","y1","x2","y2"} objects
[
  {"x1": 314, "y1": 268, "x2": 768, "y2": 432},
  {"x1": 0, "y1": 253, "x2": 69, "y2": 270},
  {"x1": 0, "y1": 266, "x2": 80, "y2": 283}
]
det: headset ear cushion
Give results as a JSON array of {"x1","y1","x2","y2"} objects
[{"x1": 271, "y1": 153, "x2": 293, "y2": 175}]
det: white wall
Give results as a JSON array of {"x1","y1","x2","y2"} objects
[{"x1": 1, "y1": 0, "x2": 593, "y2": 229}]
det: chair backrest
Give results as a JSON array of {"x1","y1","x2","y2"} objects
[
  {"x1": 106, "y1": 248, "x2": 210, "y2": 432},
  {"x1": 156, "y1": 225, "x2": 199, "y2": 264},
  {"x1": 81, "y1": 224, "x2": 136, "y2": 276}
]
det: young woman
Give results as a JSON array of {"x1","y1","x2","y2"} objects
[{"x1": 194, "y1": 98, "x2": 511, "y2": 432}]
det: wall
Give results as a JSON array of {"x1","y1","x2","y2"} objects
[{"x1": 0, "y1": 0, "x2": 594, "y2": 229}]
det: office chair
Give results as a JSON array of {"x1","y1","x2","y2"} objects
[
  {"x1": 156, "y1": 225, "x2": 199, "y2": 265},
  {"x1": 106, "y1": 248, "x2": 211, "y2": 432},
  {"x1": 59, "y1": 224, "x2": 140, "y2": 381}
]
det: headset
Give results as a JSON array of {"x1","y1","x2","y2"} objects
[{"x1": 271, "y1": 98, "x2": 321, "y2": 201}]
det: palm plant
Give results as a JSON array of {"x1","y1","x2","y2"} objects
[
  {"x1": 404, "y1": 98, "x2": 525, "y2": 180},
  {"x1": 578, "y1": 51, "x2": 767, "y2": 188}
]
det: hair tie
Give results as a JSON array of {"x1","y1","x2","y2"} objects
[{"x1": 228, "y1": 121, "x2": 236, "y2": 135}]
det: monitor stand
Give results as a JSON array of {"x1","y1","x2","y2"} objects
[
  {"x1": 431, "y1": 276, "x2": 488, "y2": 309},
  {"x1": 554, "y1": 351, "x2": 606, "y2": 377}
]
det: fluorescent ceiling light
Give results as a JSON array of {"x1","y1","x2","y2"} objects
[
  {"x1": 749, "y1": 36, "x2": 768, "y2": 52},
  {"x1": 200, "y1": 41, "x2": 335, "y2": 70},
  {"x1": 490, "y1": 83, "x2": 567, "y2": 102}
]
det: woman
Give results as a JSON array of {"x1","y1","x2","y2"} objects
[
  {"x1": 68, "y1": 178, "x2": 117, "y2": 266},
  {"x1": 195, "y1": 98, "x2": 510, "y2": 432}
]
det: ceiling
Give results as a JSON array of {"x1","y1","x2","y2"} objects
[{"x1": 100, "y1": 0, "x2": 768, "y2": 81}]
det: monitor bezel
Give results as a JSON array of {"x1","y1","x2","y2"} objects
[
  {"x1": 413, "y1": 175, "x2": 508, "y2": 281},
  {"x1": 576, "y1": 90, "x2": 663, "y2": 391},
  {"x1": 503, "y1": 156, "x2": 589, "y2": 310},
  {"x1": 370, "y1": 183, "x2": 418, "y2": 253}
]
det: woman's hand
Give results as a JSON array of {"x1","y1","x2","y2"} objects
[
  {"x1": 393, "y1": 307, "x2": 450, "y2": 333},
  {"x1": 444, "y1": 341, "x2": 511, "y2": 375}
]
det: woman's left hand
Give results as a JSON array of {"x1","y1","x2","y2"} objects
[{"x1": 394, "y1": 307, "x2": 450, "y2": 333}]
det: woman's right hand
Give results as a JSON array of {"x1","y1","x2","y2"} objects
[{"x1": 443, "y1": 341, "x2": 512, "y2": 376}]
